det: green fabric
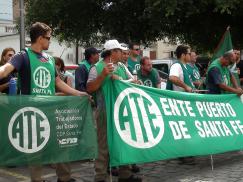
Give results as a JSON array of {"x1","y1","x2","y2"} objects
[
  {"x1": 206, "y1": 59, "x2": 231, "y2": 94},
  {"x1": 103, "y1": 79, "x2": 243, "y2": 166},
  {"x1": 79, "y1": 60, "x2": 91, "y2": 71},
  {"x1": 127, "y1": 56, "x2": 141, "y2": 73},
  {"x1": 211, "y1": 29, "x2": 233, "y2": 61},
  {"x1": 113, "y1": 63, "x2": 129, "y2": 80},
  {"x1": 0, "y1": 95, "x2": 97, "y2": 166},
  {"x1": 137, "y1": 68, "x2": 159, "y2": 88},
  {"x1": 186, "y1": 64, "x2": 201, "y2": 81},
  {"x1": 186, "y1": 64, "x2": 204, "y2": 89},
  {"x1": 26, "y1": 48, "x2": 55, "y2": 96},
  {"x1": 166, "y1": 61, "x2": 194, "y2": 90}
]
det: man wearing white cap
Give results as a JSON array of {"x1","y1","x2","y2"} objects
[{"x1": 87, "y1": 40, "x2": 141, "y2": 182}]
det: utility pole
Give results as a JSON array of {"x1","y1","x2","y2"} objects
[{"x1": 20, "y1": 0, "x2": 25, "y2": 50}]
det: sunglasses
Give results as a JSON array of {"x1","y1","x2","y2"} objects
[
  {"x1": 7, "y1": 54, "x2": 14, "y2": 57},
  {"x1": 43, "y1": 36, "x2": 51, "y2": 41},
  {"x1": 133, "y1": 48, "x2": 140, "y2": 51}
]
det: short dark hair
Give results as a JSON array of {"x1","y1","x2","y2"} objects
[
  {"x1": 140, "y1": 56, "x2": 150, "y2": 65},
  {"x1": 29, "y1": 22, "x2": 51, "y2": 43},
  {"x1": 223, "y1": 52, "x2": 234, "y2": 61},
  {"x1": 101, "y1": 50, "x2": 111, "y2": 59},
  {"x1": 175, "y1": 45, "x2": 190, "y2": 58},
  {"x1": 129, "y1": 43, "x2": 139, "y2": 50},
  {"x1": 84, "y1": 47, "x2": 99, "y2": 60}
]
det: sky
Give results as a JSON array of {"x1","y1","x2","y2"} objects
[{"x1": 0, "y1": 0, "x2": 13, "y2": 21}]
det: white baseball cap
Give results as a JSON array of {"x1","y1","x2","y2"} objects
[{"x1": 104, "y1": 39, "x2": 127, "y2": 51}]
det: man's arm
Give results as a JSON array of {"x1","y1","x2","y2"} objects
[
  {"x1": 0, "y1": 63, "x2": 15, "y2": 79},
  {"x1": 155, "y1": 69, "x2": 161, "y2": 88},
  {"x1": 169, "y1": 76, "x2": 192, "y2": 92},
  {"x1": 0, "y1": 82, "x2": 9, "y2": 92},
  {"x1": 86, "y1": 63, "x2": 113, "y2": 93},
  {"x1": 56, "y1": 76, "x2": 88, "y2": 96},
  {"x1": 218, "y1": 83, "x2": 243, "y2": 95}
]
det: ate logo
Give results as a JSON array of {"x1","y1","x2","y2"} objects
[
  {"x1": 135, "y1": 64, "x2": 141, "y2": 71},
  {"x1": 8, "y1": 107, "x2": 50, "y2": 153},
  {"x1": 144, "y1": 79, "x2": 153, "y2": 87},
  {"x1": 33, "y1": 66, "x2": 51, "y2": 88},
  {"x1": 114, "y1": 88, "x2": 164, "y2": 149}
]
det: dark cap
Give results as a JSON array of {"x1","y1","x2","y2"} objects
[{"x1": 84, "y1": 47, "x2": 100, "y2": 58}]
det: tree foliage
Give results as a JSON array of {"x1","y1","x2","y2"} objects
[{"x1": 25, "y1": 0, "x2": 243, "y2": 51}]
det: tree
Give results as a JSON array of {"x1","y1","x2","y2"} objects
[{"x1": 25, "y1": 0, "x2": 243, "y2": 52}]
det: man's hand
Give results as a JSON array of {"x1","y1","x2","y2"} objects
[
  {"x1": 185, "y1": 86, "x2": 193, "y2": 93},
  {"x1": 235, "y1": 88, "x2": 243, "y2": 96},
  {"x1": 102, "y1": 63, "x2": 114, "y2": 77}
]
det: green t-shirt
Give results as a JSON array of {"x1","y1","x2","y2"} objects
[
  {"x1": 206, "y1": 58, "x2": 231, "y2": 94},
  {"x1": 26, "y1": 48, "x2": 55, "y2": 96},
  {"x1": 137, "y1": 68, "x2": 160, "y2": 88},
  {"x1": 186, "y1": 63, "x2": 201, "y2": 81},
  {"x1": 127, "y1": 56, "x2": 141, "y2": 73}
]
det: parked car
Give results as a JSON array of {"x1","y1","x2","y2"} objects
[{"x1": 152, "y1": 58, "x2": 176, "y2": 89}]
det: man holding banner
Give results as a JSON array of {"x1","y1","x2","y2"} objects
[
  {"x1": 137, "y1": 56, "x2": 161, "y2": 88},
  {"x1": 166, "y1": 45, "x2": 195, "y2": 92},
  {"x1": 186, "y1": 51, "x2": 204, "y2": 89},
  {"x1": 0, "y1": 22, "x2": 88, "y2": 182},
  {"x1": 206, "y1": 52, "x2": 243, "y2": 95},
  {"x1": 87, "y1": 39, "x2": 141, "y2": 182}
]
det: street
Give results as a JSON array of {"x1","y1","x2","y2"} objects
[{"x1": 1, "y1": 151, "x2": 243, "y2": 182}]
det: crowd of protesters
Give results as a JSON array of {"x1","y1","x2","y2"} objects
[{"x1": 1, "y1": 21, "x2": 243, "y2": 182}]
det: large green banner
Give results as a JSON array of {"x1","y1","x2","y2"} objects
[
  {"x1": 0, "y1": 95, "x2": 97, "y2": 166},
  {"x1": 103, "y1": 80, "x2": 243, "y2": 166}
]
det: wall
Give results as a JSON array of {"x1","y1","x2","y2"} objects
[
  {"x1": 0, "y1": 34, "x2": 77, "y2": 65},
  {"x1": 156, "y1": 40, "x2": 177, "y2": 59}
]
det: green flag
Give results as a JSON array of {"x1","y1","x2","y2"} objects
[
  {"x1": 211, "y1": 27, "x2": 233, "y2": 61},
  {"x1": 0, "y1": 95, "x2": 97, "y2": 166},
  {"x1": 103, "y1": 80, "x2": 243, "y2": 166}
]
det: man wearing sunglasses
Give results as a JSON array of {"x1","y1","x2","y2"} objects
[
  {"x1": 0, "y1": 22, "x2": 88, "y2": 182},
  {"x1": 167, "y1": 45, "x2": 195, "y2": 92},
  {"x1": 127, "y1": 43, "x2": 141, "y2": 74}
]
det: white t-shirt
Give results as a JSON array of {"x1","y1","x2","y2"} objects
[{"x1": 169, "y1": 63, "x2": 187, "y2": 92}]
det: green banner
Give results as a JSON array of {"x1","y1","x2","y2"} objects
[
  {"x1": 103, "y1": 80, "x2": 243, "y2": 166},
  {"x1": 0, "y1": 95, "x2": 97, "y2": 166}
]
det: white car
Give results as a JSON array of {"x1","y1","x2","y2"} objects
[{"x1": 152, "y1": 58, "x2": 176, "y2": 90}]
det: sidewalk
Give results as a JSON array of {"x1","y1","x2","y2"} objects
[{"x1": 1, "y1": 151, "x2": 243, "y2": 182}]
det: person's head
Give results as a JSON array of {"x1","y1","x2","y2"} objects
[
  {"x1": 0, "y1": 47, "x2": 15, "y2": 65},
  {"x1": 233, "y1": 50, "x2": 240, "y2": 63},
  {"x1": 29, "y1": 22, "x2": 52, "y2": 50},
  {"x1": 175, "y1": 45, "x2": 191, "y2": 63},
  {"x1": 140, "y1": 56, "x2": 152, "y2": 73},
  {"x1": 120, "y1": 43, "x2": 129, "y2": 64},
  {"x1": 221, "y1": 52, "x2": 235, "y2": 67},
  {"x1": 54, "y1": 56, "x2": 65, "y2": 73},
  {"x1": 190, "y1": 51, "x2": 197, "y2": 64},
  {"x1": 122, "y1": 50, "x2": 129, "y2": 64},
  {"x1": 102, "y1": 39, "x2": 126, "y2": 63},
  {"x1": 84, "y1": 47, "x2": 100, "y2": 64},
  {"x1": 129, "y1": 43, "x2": 140, "y2": 57}
]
